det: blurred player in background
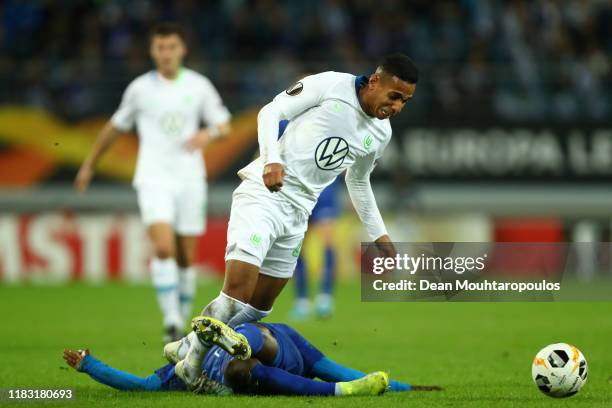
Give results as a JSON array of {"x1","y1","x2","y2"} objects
[
  {"x1": 74, "y1": 22, "x2": 231, "y2": 342},
  {"x1": 290, "y1": 176, "x2": 341, "y2": 320}
]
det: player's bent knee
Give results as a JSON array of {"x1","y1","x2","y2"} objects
[{"x1": 224, "y1": 358, "x2": 259, "y2": 394}]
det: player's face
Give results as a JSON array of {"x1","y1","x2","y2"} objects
[
  {"x1": 150, "y1": 34, "x2": 186, "y2": 76},
  {"x1": 368, "y1": 73, "x2": 416, "y2": 120}
]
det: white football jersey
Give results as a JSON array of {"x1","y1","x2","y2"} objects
[
  {"x1": 111, "y1": 68, "x2": 231, "y2": 186},
  {"x1": 238, "y1": 71, "x2": 392, "y2": 215}
]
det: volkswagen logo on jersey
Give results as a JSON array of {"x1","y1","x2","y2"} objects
[{"x1": 315, "y1": 137, "x2": 349, "y2": 170}]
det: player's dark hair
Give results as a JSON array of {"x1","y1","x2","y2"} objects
[
  {"x1": 379, "y1": 53, "x2": 418, "y2": 84},
  {"x1": 150, "y1": 22, "x2": 186, "y2": 43}
]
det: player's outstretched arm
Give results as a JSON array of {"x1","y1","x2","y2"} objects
[
  {"x1": 62, "y1": 348, "x2": 162, "y2": 391},
  {"x1": 74, "y1": 122, "x2": 123, "y2": 192},
  {"x1": 345, "y1": 154, "x2": 389, "y2": 243}
]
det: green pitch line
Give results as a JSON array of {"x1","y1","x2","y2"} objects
[{"x1": 0, "y1": 282, "x2": 611, "y2": 407}]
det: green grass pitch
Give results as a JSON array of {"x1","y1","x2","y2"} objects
[{"x1": 1, "y1": 281, "x2": 611, "y2": 407}]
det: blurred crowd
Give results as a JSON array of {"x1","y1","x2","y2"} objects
[{"x1": 0, "y1": 0, "x2": 610, "y2": 122}]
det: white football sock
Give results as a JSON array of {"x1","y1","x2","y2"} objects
[
  {"x1": 182, "y1": 291, "x2": 247, "y2": 377},
  {"x1": 176, "y1": 331, "x2": 196, "y2": 361},
  {"x1": 184, "y1": 331, "x2": 206, "y2": 375},
  {"x1": 178, "y1": 267, "x2": 196, "y2": 322},
  {"x1": 316, "y1": 293, "x2": 333, "y2": 310},
  {"x1": 151, "y1": 257, "x2": 182, "y2": 328},
  {"x1": 201, "y1": 291, "x2": 247, "y2": 322},
  {"x1": 227, "y1": 303, "x2": 272, "y2": 327}
]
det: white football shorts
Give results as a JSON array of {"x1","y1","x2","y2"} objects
[
  {"x1": 136, "y1": 181, "x2": 207, "y2": 235},
  {"x1": 225, "y1": 179, "x2": 308, "y2": 279}
]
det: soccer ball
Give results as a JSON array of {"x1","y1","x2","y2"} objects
[{"x1": 532, "y1": 343, "x2": 588, "y2": 398}]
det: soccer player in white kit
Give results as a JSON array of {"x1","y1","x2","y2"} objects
[
  {"x1": 75, "y1": 23, "x2": 231, "y2": 342},
  {"x1": 175, "y1": 53, "x2": 418, "y2": 386}
]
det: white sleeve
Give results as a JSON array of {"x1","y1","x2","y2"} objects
[
  {"x1": 345, "y1": 152, "x2": 388, "y2": 241},
  {"x1": 257, "y1": 72, "x2": 336, "y2": 165},
  {"x1": 110, "y1": 82, "x2": 138, "y2": 132},
  {"x1": 200, "y1": 77, "x2": 231, "y2": 127}
]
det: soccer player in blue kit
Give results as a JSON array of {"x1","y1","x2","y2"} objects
[{"x1": 64, "y1": 317, "x2": 440, "y2": 396}]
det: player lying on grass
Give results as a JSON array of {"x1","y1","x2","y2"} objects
[{"x1": 64, "y1": 317, "x2": 441, "y2": 396}]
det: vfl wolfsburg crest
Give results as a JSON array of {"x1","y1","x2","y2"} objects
[
  {"x1": 292, "y1": 240, "x2": 303, "y2": 257},
  {"x1": 363, "y1": 134, "x2": 373, "y2": 150},
  {"x1": 250, "y1": 234, "x2": 262, "y2": 246},
  {"x1": 315, "y1": 137, "x2": 349, "y2": 170}
]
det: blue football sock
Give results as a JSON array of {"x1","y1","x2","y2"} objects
[
  {"x1": 80, "y1": 355, "x2": 161, "y2": 391},
  {"x1": 294, "y1": 256, "x2": 308, "y2": 299},
  {"x1": 251, "y1": 363, "x2": 335, "y2": 396},
  {"x1": 320, "y1": 246, "x2": 336, "y2": 295},
  {"x1": 312, "y1": 357, "x2": 411, "y2": 392},
  {"x1": 235, "y1": 323, "x2": 265, "y2": 355}
]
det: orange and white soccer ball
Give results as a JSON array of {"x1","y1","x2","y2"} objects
[{"x1": 532, "y1": 343, "x2": 588, "y2": 398}]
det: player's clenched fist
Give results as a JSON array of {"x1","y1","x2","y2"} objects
[
  {"x1": 374, "y1": 235, "x2": 397, "y2": 259},
  {"x1": 263, "y1": 163, "x2": 285, "y2": 192}
]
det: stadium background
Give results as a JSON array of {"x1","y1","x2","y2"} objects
[{"x1": 1, "y1": 1, "x2": 612, "y2": 406}]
